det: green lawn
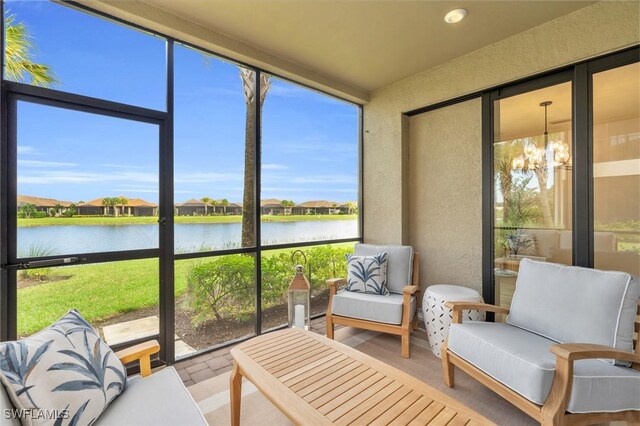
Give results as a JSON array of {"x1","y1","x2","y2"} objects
[
  {"x1": 17, "y1": 242, "x2": 356, "y2": 336},
  {"x1": 17, "y1": 258, "x2": 193, "y2": 335},
  {"x1": 18, "y1": 214, "x2": 357, "y2": 227}
]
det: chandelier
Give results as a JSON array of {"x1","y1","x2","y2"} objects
[{"x1": 512, "y1": 101, "x2": 571, "y2": 171}]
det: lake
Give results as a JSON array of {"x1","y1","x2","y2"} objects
[{"x1": 17, "y1": 220, "x2": 358, "y2": 256}]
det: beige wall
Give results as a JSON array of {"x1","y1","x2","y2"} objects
[
  {"x1": 363, "y1": 1, "x2": 640, "y2": 292},
  {"x1": 409, "y1": 100, "x2": 482, "y2": 293}
]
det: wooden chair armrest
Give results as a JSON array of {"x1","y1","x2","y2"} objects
[
  {"x1": 115, "y1": 340, "x2": 160, "y2": 378},
  {"x1": 550, "y1": 343, "x2": 640, "y2": 364},
  {"x1": 542, "y1": 343, "x2": 640, "y2": 423},
  {"x1": 326, "y1": 278, "x2": 347, "y2": 295},
  {"x1": 403, "y1": 285, "x2": 420, "y2": 295},
  {"x1": 444, "y1": 302, "x2": 509, "y2": 323}
]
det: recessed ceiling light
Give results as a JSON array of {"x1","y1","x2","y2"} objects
[{"x1": 444, "y1": 8, "x2": 467, "y2": 24}]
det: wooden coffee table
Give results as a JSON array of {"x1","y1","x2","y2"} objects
[{"x1": 230, "y1": 328, "x2": 493, "y2": 425}]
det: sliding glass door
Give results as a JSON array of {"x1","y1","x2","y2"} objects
[
  {"x1": 592, "y1": 62, "x2": 640, "y2": 276},
  {"x1": 484, "y1": 48, "x2": 639, "y2": 312},
  {"x1": 491, "y1": 79, "x2": 573, "y2": 313}
]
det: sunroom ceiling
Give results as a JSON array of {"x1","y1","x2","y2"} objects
[{"x1": 140, "y1": 0, "x2": 595, "y2": 93}]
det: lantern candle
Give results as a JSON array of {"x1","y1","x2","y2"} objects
[{"x1": 294, "y1": 304, "x2": 305, "y2": 329}]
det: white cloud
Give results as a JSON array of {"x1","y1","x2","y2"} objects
[
  {"x1": 276, "y1": 140, "x2": 356, "y2": 155},
  {"x1": 116, "y1": 188, "x2": 159, "y2": 194},
  {"x1": 18, "y1": 170, "x2": 158, "y2": 185},
  {"x1": 17, "y1": 146, "x2": 39, "y2": 155},
  {"x1": 101, "y1": 164, "x2": 146, "y2": 169},
  {"x1": 18, "y1": 160, "x2": 77, "y2": 168},
  {"x1": 262, "y1": 163, "x2": 289, "y2": 170},
  {"x1": 174, "y1": 172, "x2": 243, "y2": 183}
]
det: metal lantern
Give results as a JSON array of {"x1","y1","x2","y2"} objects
[{"x1": 288, "y1": 250, "x2": 311, "y2": 330}]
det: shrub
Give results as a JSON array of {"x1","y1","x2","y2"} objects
[
  {"x1": 260, "y1": 245, "x2": 351, "y2": 309},
  {"x1": 186, "y1": 245, "x2": 352, "y2": 326},
  {"x1": 186, "y1": 254, "x2": 255, "y2": 326}
]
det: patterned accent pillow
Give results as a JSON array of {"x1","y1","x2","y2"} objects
[
  {"x1": 506, "y1": 233, "x2": 536, "y2": 256},
  {"x1": 345, "y1": 253, "x2": 389, "y2": 295},
  {"x1": 0, "y1": 310, "x2": 127, "y2": 426}
]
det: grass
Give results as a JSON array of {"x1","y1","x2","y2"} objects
[
  {"x1": 17, "y1": 242, "x2": 356, "y2": 336},
  {"x1": 18, "y1": 258, "x2": 186, "y2": 336},
  {"x1": 17, "y1": 214, "x2": 358, "y2": 227}
]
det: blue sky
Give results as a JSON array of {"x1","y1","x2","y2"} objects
[{"x1": 9, "y1": 0, "x2": 358, "y2": 205}]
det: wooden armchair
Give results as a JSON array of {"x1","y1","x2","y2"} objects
[
  {"x1": 442, "y1": 262, "x2": 640, "y2": 426},
  {"x1": 326, "y1": 244, "x2": 420, "y2": 358},
  {"x1": 115, "y1": 339, "x2": 161, "y2": 377}
]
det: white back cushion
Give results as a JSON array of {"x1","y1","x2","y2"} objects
[
  {"x1": 526, "y1": 229, "x2": 559, "y2": 259},
  {"x1": 354, "y1": 244, "x2": 413, "y2": 294},
  {"x1": 508, "y1": 259, "x2": 638, "y2": 360}
]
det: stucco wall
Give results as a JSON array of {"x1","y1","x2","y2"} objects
[
  {"x1": 408, "y1": 100, "x2": 482, "y2": 293},
  {"x1": 363, "y1": 1, "x2": 640, "y2": 249}
]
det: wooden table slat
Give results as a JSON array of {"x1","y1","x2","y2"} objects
[
  {"x1": 371, "y1": 390, "x2": 423, "y2": 425},
  {"x1": 445, "y1": 413, "x2": 471, "y2": 426},
  {"x1": 326, "y1": 376, "x2": 395, "y2": 422},
  {"x1": 242, "y1": 329, "x2": 301, "y2": 354},
  {"x1": 391, "y1": 396, "x2": 434, "y2": 425},
  {"x1": 427, "y1": 407, "x2": 458, "y2": 426},
  {"x1": 316, "y1": 371, "x2": 386, "y2": 413},
  {"x1": 407, "y1": 401, "x2": 446, "y2": 426},
  {"x1": 246, "y1": 334, "x2": 310, "y2": 360},
  {"x1": 252, "y1": 338, "x2": 318, "y2": 363},
  {"x1": 286, "y1": 355, "x2": 354, "y2": 389},
  {"x1": 275, "y1": 349, "x2": 338, "y2": 378},
  {"x1": 262, "y1": 342, "x2": 328, "y2": 370},
  {"x1": 334, "y1": 380, "x2": 403, "y2": 426},
  {"x1": 298, "y1": 363, "x2": 369, "y2": 398},
  {"x1": 304, "y1": 366, "x2": 376, "y2": 405},
  {"x1": 351, "y1": 385, "x2": 413, "y2": 426},
  {"x1": 278, "y1": 351, "x2": 347, "y2": 382}
]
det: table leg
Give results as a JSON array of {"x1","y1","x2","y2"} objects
[{"x1": 230, "y1": 362, "x2": 242, "y2": 426}]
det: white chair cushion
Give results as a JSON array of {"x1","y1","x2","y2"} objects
[
  {"x1": 448, "y1": 322, "x2": 640, "y2": 413},
  {"x1": 508, "y1": 259, "x2": 638, "y2": 365},
  {"x1": 354, "y1": 244, "x2": 413, "y2": 294},
  {"x1": 332, "y1": 290, "x2": 416, "y2": 325},
  {"x1": 96, "y1": 367, "x2": 207, "y2": 425},
  {"x1": 525, "y1": 229, "x2": 559, "y2": 259}
]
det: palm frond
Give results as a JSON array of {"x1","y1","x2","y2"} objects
[{"x1": 4, "y1": 14, "x2": 57, "y2": 87}]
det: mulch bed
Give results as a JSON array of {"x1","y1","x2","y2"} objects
[{"x1": 92, "y1": 290, "x2": 331, "y2": 351}]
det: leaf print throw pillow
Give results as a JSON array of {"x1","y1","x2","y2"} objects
[
  {"x1": 0, "y1": 309, "x2": 127, "y2": 426},
  {"x1": 345, "y1": 253, "x2": 389, "y2": 295}
]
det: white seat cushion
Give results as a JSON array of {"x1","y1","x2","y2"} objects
[
  {"x1": 96, "y1": 367, "x2": 206, "y2": 425},
  {"x1": 448, "y1": 322, "x2": 640, "y2": 413},
  {"x1": 332, "y1": 290, "x2": 416, "y2": 325}
]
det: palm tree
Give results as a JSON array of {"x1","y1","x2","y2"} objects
[
  {"x1": 201, "y1": 197, "x2": 212, "y2": 215},
  {"x1": 220, "y1": 198, "x2": 229, "y2": 215},
  {"x1": 240, "y1": 69, "x2": 271, "y2": 247},
  {"x1": 102, "y1": 197, "x2": 128, "y2": 217},
  {"x1": 280, "y1": 200, "x2": 294, "y2": 215},
  {"x1": 345, "y1": 201, "x2": 356, "y2": 215},
  {"x1": 4, "y1": 15, "x2": 56, "y2": 87}
]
